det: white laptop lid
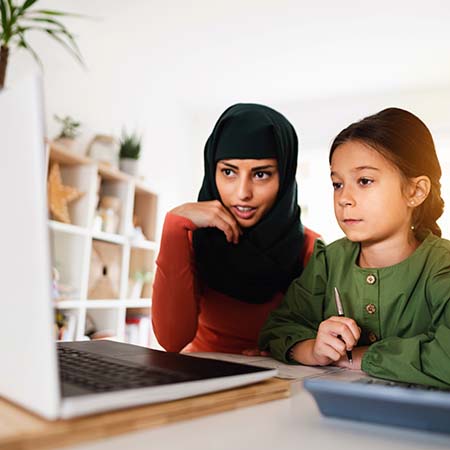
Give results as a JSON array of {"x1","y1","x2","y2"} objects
[{"x1": 0, "y1": 75, "x2": 60, "y2": 419}]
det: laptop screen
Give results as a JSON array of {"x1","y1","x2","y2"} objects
[{"x1": 0, "y1": 75, "x2": 61, "y2": 419}]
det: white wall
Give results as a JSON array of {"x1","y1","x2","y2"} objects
[{"x1": 7, "y1": 0, "x2": 450, "y2": 241}]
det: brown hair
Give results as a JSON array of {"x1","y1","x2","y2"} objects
[{"x1": 329, "y1": 107, "x2": 444, "y2": 236}]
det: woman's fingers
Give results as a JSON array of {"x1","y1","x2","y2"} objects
[
  {"x1": 214, "y1": 205, "x2": 241, "y2": 243},
  {"x1": 170, "y1": 201, "x2": 241, "y2": 243}
]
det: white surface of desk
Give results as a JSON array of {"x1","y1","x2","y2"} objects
[{"x1": 63, "y1": 381, "x2": 450, "y2": 450}]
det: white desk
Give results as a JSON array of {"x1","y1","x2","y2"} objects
[{"x1": 63, "y1": 381, "x2": 450, "y2": 450}]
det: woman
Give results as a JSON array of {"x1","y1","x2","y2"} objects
[{"x1": 152, "y1": 103, "x2": 320, "y2": 354}]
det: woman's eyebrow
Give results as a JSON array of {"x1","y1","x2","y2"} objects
[
  {"x1": 219, "y1": 163, "x2": 277, "y2": 171},
  {"x1": 251, "y1": 165, "x2": 277, "y2": 171},
  {"x1": 220, "y1": 162, "x2": 239, "y2": 169}
]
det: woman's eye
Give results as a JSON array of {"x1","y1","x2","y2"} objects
[
  {"x1": 254, "y1": 171, "x2": 270, "y2": 179},
  {"x1": 222, "y1": 168, "x2": 234, "y2": 177},
  {"x1": 359, "y1": 177, "x2": 373, "y2": 186},
  {"x1": 332, "y1": 182, "x2": 343, "y2": 190}
]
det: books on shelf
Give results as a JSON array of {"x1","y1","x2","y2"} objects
[
  {"x1": 125, "y1": 314, "x2": 151, "y2": 347},
  {"x1": 55, "y1": 311, "x2": 77, "y2": 341}
]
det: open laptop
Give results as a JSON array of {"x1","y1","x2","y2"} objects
[
  {"x1": 304, "y1": 370, "x2": 450, "y2": 434},
  {"x1": 0, "y1": 75, "x2": 277, "y2": 420}
]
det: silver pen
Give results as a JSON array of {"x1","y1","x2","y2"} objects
[{"x1": 334, "y1": 287, "x2": 353, "y2": 364}]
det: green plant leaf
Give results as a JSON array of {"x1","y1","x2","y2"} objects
[
  {"x1": 0, "y1": 1, "x2": 11, "y2": 43},
  {"x1": 44, "y1": 28, "x2": 83, "y2": 65},
  {"x1": 22, "y1": 16, "x2": 84, "y2": 64},
  {"x1": 25, "y1": 16, "x2": 82, "y2": 49},
  {"x1": 17, "y1": 32, "x2": 42, "y2": 67},
  {"x1": 1, "y1": 0, "x2": 85, "y2": 71},
  {"x1": 20, "y1": 0, "x2": 39, "y2": 12},
  {"x1": 32, "y1": 9, "x2": 87, "y2": 19}
]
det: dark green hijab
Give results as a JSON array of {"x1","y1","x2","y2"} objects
[{"x1": 192, "y1": 103, "x2": 304, "y2": 304}]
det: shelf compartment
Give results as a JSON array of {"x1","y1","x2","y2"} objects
[
  {"x1": 91, "y1": 230, "x2": 126, "y2": 245},
  {"x1": 54, "y1": 308, "x2": 80, "y2": 341},
  {"x1": 85, "y1": 308, "x2": 119, "y2": 340},
  {"x1": 124, "y1": 298, "x2": 152, "y2": 308},
  {"x1": 132, "y1": 188, "x2": 157, "y2": 241},
  {"x1": 48, "y1": 160, "x2": 98, "y2": 228},
  {"x1": 130, "y1": 239, "x2": 157, "y2": 251},
  {"x1": 87, "y1": 240, "x2": 123, "y2": 300},
  {"x1": 50, "y1": 230, "x2": 88, "y2": 301},
  {"x1": 128, "y1": 247, "x2": 155, "y2": 299},
  {"x1": 49, "y1": 220, "x2": 89, "y2": 236},
  {"x1": 96, "y1": 177, "x2": 133, "y2": 236},
  {"x1": 125, "y1": 308, "x2": 151, "y2": 347}
]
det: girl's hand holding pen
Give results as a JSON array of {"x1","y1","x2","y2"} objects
[
  {"x1": 312, "y1": 316, "x2": 361, "y2": 366},
  {"x1": 334, "y1": 346, "x2": 369, "y2": 370}
]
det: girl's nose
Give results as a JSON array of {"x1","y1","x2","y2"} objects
[{"x1": 338, "y1": 187, "x2": 355, "y2": 207}]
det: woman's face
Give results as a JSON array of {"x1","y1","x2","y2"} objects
[{"x1": 215, "y1": 158, "x2": 279, "y2": 228}]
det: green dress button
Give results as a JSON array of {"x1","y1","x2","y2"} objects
[{"x1": 368, "y1": 331, "x2": 378, "y2": 343}]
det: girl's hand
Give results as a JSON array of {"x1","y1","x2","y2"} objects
[
  {"x1": 170, "y1": 200, "x2": 242, "y2": 244},
  {"x1": 334, "y1": 346, "x2": 369, "y2": 370},
  {"x1": 312, "y1": 316, "x2": 361, "y2": 366},
  {"x1": 242, "y1": 348, "x2": 270, "y2": 356}
]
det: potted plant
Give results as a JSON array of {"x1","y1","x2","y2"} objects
[
  {"x1": 54, "y1": 114, "x2": 81, "y2": 149},
  {"x1": 119, "y1": 130, "x2": 141, "y2": 177},
  {"x1": 0, "y1": 0, "x2": 84, "y2": 90}
]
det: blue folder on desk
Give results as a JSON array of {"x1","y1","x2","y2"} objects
[{"x1": 304, "y1": 371, "x2": 450, "y2": 435}]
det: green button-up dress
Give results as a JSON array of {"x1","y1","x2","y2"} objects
[{"x1": 258, "y1": 232, "x2": 450, "y2": 388}]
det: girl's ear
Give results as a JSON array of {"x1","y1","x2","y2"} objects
[{"x1": 407, "y1": 176, "x2": 431, "y2": 207}]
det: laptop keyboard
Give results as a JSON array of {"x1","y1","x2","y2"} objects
[
  {"x1": 58, "y1": 346, "x2": 189, "y2": 393},
  {"x1": 353, "y1": 377, "x2": 448, "y2": 392}
]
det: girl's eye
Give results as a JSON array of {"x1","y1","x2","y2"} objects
[
  {"x1": 332, "y1": 181, "x2": 343, "y2": 191},
  {"x1": 254, "y1": 171, "x2": 270, "y2": 180},
  {"x1": 358, "y1": 177, "x2": 373, "y2": 186}
]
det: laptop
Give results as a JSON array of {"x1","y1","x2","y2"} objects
[
  {"x1": 304, "y1": 370, "x2": 450, "y2": 434},
  {"x1": 0, "y1": 75, "x2": 277, "y2": 420}
]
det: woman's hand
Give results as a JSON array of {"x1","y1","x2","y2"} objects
[
  {"x1": 170, "y1": 200, "x2": 242, "y2": 244},
  {"x1": 312, "y1": 316, "x2": 361, "y2": 366},
  {"x1": 333, "y1": 346, "x2": 369, "y2": 370}
]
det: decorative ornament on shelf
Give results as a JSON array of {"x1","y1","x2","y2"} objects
[
  {"x1": 87, "y1": 134, "x2": 120, "y2": 168},
  {"x1": 127, "y1": 271, "x2": 152, "y2": 299},
  {"x1": 119, "y1": 129, "x2": 142, "y2": 177},
  {"x1": 96, "y1": 195, "x2": 121, "y2": 234},
  {"x1": 88, "y1": 245, "x2": 120, "y2": 299},
  {"x1": 47, "y1": 163, "x2": 84, "y2": 224},
  {"x1": 53, "y1": 115, "x2": 81, "y2": 151}
]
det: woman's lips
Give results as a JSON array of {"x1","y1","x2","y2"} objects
[{"x1": 232, "y1": 206, "x2": 257, "y2": 220}]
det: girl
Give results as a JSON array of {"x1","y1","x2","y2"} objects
[
  {"x1": 259, "y1": 107, "x2": 450, "y2": 388},
  {"x1": 152, "y1": 103, "x2": 320, "y2": 354}
]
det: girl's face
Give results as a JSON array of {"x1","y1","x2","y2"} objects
[
  {"x1": 330, "y1": 141, "x2": 414, "y2": 246},
  {"x1": 215, "y1": 158, "x2": 279, "y2": 228}
]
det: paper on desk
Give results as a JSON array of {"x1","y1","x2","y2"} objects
[{"x1": 189, "y1": 352, "x2": 342, "y2": 380}]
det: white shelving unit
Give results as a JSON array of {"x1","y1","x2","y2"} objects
[{"x1": 48, "y1": 142, "x2": 158, "y2": 346}]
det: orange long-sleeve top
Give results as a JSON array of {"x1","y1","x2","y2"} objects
[{"x1": 152, "y1": 212, "x2": 321, "y2": 354}]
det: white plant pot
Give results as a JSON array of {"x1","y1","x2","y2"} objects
[{"x1": 120, "y1": 158, "x2": 139, "y2": 177}]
